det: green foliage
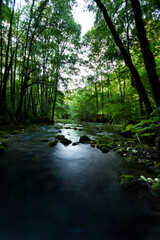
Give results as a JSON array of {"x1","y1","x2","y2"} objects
[
  {"x1": 122, "y1": 115, "x2": 160, "y2": 135},
  {"x1": 151, "y1": 182, "x2": 160, "y2": 194},
  {"x1": 120, "y1": 175, "x2": 135, "y2": 188}
]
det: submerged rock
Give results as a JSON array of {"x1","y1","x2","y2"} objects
[
  {"x1": 48, "y1": 140, "x2": 58, "y2": 146},
  {"x1": 55, "y1": 135, "x2": 65, "y2": 140},
  {"x1": 0, "y1": 146, "x2": 5, "y2": 154},
  {"x1": 40, "y1": 139, "x2": 48, "y2": 142}
]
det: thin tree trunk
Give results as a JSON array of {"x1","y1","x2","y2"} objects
[
  {"x1": 130, "y1": 0, "x2": 160, "y2": 107},
  {"x1": 0, "y1": 0, "x2": 15, "y2": 110},
  {"x1": 0, "y1": 0, "x2": 2, "y2": 21},
  {"x1": 0, "y1": 1, "x2": 3, "y2": 94},
  {"x1": 52, "y1": 80, "x2": 58, "y2": 123},
  {"x1": 94, "y1": 0, "x2": 152, "y2": 116},
  {"x1": 95, "y1": 82, "x2": 99, "y2": 121}
]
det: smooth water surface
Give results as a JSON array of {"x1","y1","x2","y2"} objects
[{"x1": 0, "y1": 124, "x2": 160, "y2": 240}]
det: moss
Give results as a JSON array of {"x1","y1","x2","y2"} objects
[
  {"x1": 101, "y1": 147, "x2": 109, "y2": 153},
  {"x1": 55, "y1": 126, "x2": 61, "y2": 130},
  {"x1": 151, "y1": 182, "x2": 160, "y2": 194},
  {"x1": 55, "y1": 135, "x2": 65, "y2": 140},
  {"x1": 40, "y1": 139, "x2": 48, "y2": 142},
  {"x1": 48, "y1": 140, "x2": 58, "y2": 146},
  {"x1": 117, "y1": 148, "x2": 127, "y2": 155},
  {"x1": 79, "y1": 135, "x2": 91, "y2": 143},
  {"x1": 96, "y1": 143, "x2": 109, "y2": 153},
  {"x1": 155, "y1": 136, "x2": 160, "y2": 148},
  {"x1": 0, "y1": 139, "x2": 8, "y2": 146},
  {"x1": 11, "y1": 130, "x2": 20, "y2": 135},
  {"x1": 120, "y1": 175, "x2": 135, "y2": 188},
  {"x1": 145, "y1": 161, "x2": 154, "y2": 167},
  {"x1": 96, "y1": 138, "x2": 111, "y2": 145},
  {"x1": 72, "y1": 142, "x2": 78, "y2": 146},
  {"x1": 127, "y1": 156, "x2": 138, "y2": 163},
  {"x1": 60, "y1": 138, "x2": 72, "y2": 146},
  {"x1": 91, "y1": 144, "x2": 95, "y2": 148},
  {"x1": 155, "y1": 163, "x2": 160, "y2": 169},
  {"x1": 0, "y1": 146, "x2": 5, "y2": 154}
]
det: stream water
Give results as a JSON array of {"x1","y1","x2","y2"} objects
[{"x1": 0, "y1": 123, "x2": 160, "y2": 240}]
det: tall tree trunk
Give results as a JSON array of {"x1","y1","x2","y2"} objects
[
  {"x1": 0, "y1": 0, "x2": 15, "y2": 110},
  {"x1": 95, "y1": 82, "x2": 99, "y2": 121},
  {"x1": 52, "y1": 80, "x2": 58, "y2": 123},
  {"x1": 0, "y1": 0, "x2": 3, "y2": 94},
  {"x1": 100, "y1": 75, "x2": 105, "y2": 122},
  {"x1": 130, "y1": 0, "x2": 160, "y2": 107},
  {"x1": 94, "y1": 0, "x2": 152, "y2": 116},
  {"x1": 0, "y1": 0, "x2": 2, "y2": 22},
  {"x1": 0, "y1": 18, "x2": 3, "y2": 94}
]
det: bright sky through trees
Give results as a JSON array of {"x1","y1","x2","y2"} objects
[{"x1": 72, "y1": 1, "x2": 95, "y2": 35}]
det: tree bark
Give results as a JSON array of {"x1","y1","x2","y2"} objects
[
  {"x1": 52, "y1": 80, "x2": 58, "y2": 123},
  {"x1": 94, "y1": 0, "x2": 152, "y2": 116},
  {"x1": 130, "y1": 0, "x2": 160, "y2": 107},
  {"x1": 0, "y1": 0, "x2": 15, "y2": 110}
]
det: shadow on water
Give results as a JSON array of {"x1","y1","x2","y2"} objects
[{"x1": 0, "y1": 124, "x2": 160, "y2": 240}]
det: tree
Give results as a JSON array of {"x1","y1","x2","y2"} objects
[
  {"x1": 93, "y1": 0, "x2": 152, "y2": 115},
  {"x1": 0, "y1": 0, "x2": 16, "y2": 110},
  {"x1": 130, "y1": 0, "x2": 160, "y2": 107}
]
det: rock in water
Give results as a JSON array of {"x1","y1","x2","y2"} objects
[{"x1": 79, "y1": 135, "x2": 91, "y2": 143}]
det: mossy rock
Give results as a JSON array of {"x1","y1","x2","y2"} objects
[
  {"x1": 79, "y1": 135, "x2": 91, "y2": 143},
  {"x1": 72, "y1": 142, "x2": 78, "y2": 146},
  {"x1": 155, "y1": 163, "x2": 160, "y2": 169},
  {"x1": 97, "y1": 144, "x2": 109, "y2": 153},
  {"x1": 151, "y1": 182, "x2": 160, "y2": 194},
  {"x1": 97, "y1": 139, "x2": 110, "y2": 145},
  {"x1": 0, "y1": 146, "x2": 5, "y2": 154},
  {"x1": 55, "y1": 126, "x2": 61, "y2": 130},
  {"x1": 91, "y1": 144, "x2": 95, "y2": 148},
  {"x1": 0, "y1": 139, "x2": 8, "y2": 146},
  {"x1": 11, "y1": 130, "x2": 20, "y2": 135},
  {"x1": 127, "y1": 156, "x2": 138, "y2": 163},
  {"x1": 60, "y1": 138, "x2": 72, "y2": 146},
  {"x1": 154, "y1": 136, "x2": 160, "y2": 148},
  {"x1": 48, "y1": 140, "x2": 58, "y2": 146},
  {"x1": 101, "y1": 147, "x2": 109, "y2": 153},
  {"x1": 55, "y1": 135, "x2": 65, "y2": 140},
  {"x1": 117, "y1": 148, "x2": 127, "y2": 155},
  {"x1": 120, "y1": 175, "x2": 135, "y2": 188},
  {"x1": 40, "y1": 138, "x2": 48, "y2": 142}
]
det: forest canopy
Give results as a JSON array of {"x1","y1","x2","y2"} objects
[{"x1": 0, "y1": 0, "x2": 160, "y2": 124}]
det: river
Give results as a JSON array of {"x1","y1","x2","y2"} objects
[{"x1": 0, "y1": 123, "x2": 160, "y2": 240}]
